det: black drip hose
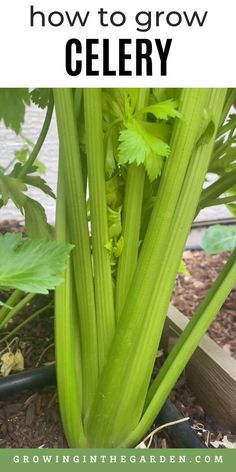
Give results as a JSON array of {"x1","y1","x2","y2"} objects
[
  {"x1": 156, "y1": 399, "x2": 206, "y2": 448},
  {"x1": 0, "y1": 364, "x2": 206, "y2": 448},
  {"x1": 0, "y1": 363, "x2": 56, "y2": 398}
]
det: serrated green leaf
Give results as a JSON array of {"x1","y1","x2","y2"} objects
[
  {"x1": 201, "y1": 225, "x2": 236, "y2": 254},
  {"x1": 0, "y1": 170, "x2": 26, "y2": 208},
  {"x1": 0, "y1": 89, "x2": 30, "y2": 133},
  {"x1": 10, "y1": 163, "x2": 53, "y2": 197},
  {"x1": 30, "y1": 88, "x2": 50, "y2": 109},
  {"x1": 118, "y1": 119, "x2": 169, "y2": 181},
  {"x1": 0, "y1": 233, "x2": 73, "y2": 294},
  {"x1": 24, "y1": 196, "x2": 53, "y2": 240},
  {"x1": 24, "y1": 175, "x2": 55, "y2": 199},
  {"x1": 139, "y1": 99, "x2": 182, "y2": 121}
]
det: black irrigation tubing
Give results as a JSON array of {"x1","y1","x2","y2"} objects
[
  {"x1": 0, "y1": 363, "x2": 206, "y2": 448},
  {"x1": 0, "y1": 363, "x2": 56, "y2": 398},
  {"x1": 156, "y1": 399, "x2": 206, "y2": 448}
]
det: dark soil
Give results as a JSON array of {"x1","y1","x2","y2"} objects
[
  {"x1": 173, "y1": 250, "x2": 236, "y2": 358},
  {"x1": 0, "y1": 220, "x2": 235, "y2": 448}
]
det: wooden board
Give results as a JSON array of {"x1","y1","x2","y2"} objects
[{"x1": 164, "y1": 305, "x2": 236, "y2": 429}]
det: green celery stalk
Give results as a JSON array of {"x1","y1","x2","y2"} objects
[
  {"x1": 126, "y1": 246, "x2": 236, "y2": 447},
  {"x1": 115, "y1": 89, "x2": 150, "y2": 319},
  {"x1": 85, "y1": 89, "x2": 214, "y2": 446},
  {"x1": 54, "y1": 89, "x2": 98, "y2": 418},
  {"x1": 55, "y1": 160, "x2": 86, "y2": 446},
  {"x1": 0, "y1": 289, "x2": 23, "y2": 326},
  {"x1": 84, "y1": 89, "x2": 115, "y2": 372}
]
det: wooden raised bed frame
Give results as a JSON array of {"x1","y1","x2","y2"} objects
[{"x1": 164, "y1": 305, "x2": 236, "y2": 429}]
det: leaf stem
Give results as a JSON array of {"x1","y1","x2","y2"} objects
[
  {"x1": 84, "y1": 88, "x2": 115, "y2": 371},
  {"x1": 18, "y1": 91, "x2": 54, "y2": 178},
  {"x1": 0, "y1": 289, "x2": 23, "y2": 324},
  {"x1": 0, "y1": 301, "x2": 52, "y2": 345},
  {"x1": 198, "y1": 169, "x2": 236, "y2": 211},
  {"x1": 115, "y1": 89, "x2": 150, "y2": 319},
  {"x1": 0, "y1": 292, "x2": 35, "y2": 329},
  {"x1": 53, "y1": 88, "x2": 98, "y2": 416}
]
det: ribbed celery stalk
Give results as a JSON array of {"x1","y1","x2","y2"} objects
[
  {"x1": 85, "y1": 89, "x2": 224, "y2": 447},
  {"x1": 55, "y1": 165, "x2": 86, "y2": 447},
  {"x1": 54, "y1": 89, "x2": 98, "y2": 418},
  {"x1": 116, "y1": 89, "x2": 227, "y2": 447},
  {"x1": 125, "y1": 247, "x2": 236, "y2": 447},
  {"x1": 83, "y1": 89, "x2": 115, "y2": 372},
  {"x1": 115, "y1": 89, "x2": 150, "y2": 319}
]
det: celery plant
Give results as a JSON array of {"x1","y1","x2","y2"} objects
[{"x1": 54, "y1": 88, "x2": 236, "y2": 447}]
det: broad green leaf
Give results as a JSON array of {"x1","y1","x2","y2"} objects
[
  {"x1": 0, "y1": 233, "x2": 73, "y2": 294},
  {"x1": 30, "y1": 88, "x2": 50, "y2": 109},
  {"x1": 139, "y1": 99, "x2": 182, "y2": 121},
  {"x1": 0, "y1": 170, "x2": 26, "y2": 208},
  {"x1": 201, "y1": 225, "x2": 236, "y2": 254},
  {"x1": 0, "y1": 89, "x2": 30, "y2": 133},
  {"x1": 24, "y1": 196, "x2": 53, "y2": 240},
  {"x1": 118, "y1": 119, "x2": 170, "y2": 181}
]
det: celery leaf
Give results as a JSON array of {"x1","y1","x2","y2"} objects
[
  {"x1": 24, "y1": 196, "x2": 54, "y2": 240},
  {"x1": 139, "y1": 99, "x2": 182, "y2": 121},
  {"x1": 30, "y1": 88, "x2": 51, "y2": 109},
  {"x1": 0, "y1": 170, "x2": 26, "y2": 208},
  {"x1": 118, "y1": 119, "x2": 170, "y2": 181},
  {"x1": 0, "y1": 89, "x2": 30, "y2": 133},
  {"x1": 11, "y1": 163, "x2": 54, "y2": 198},
  {"x1": 0, "y1": 233, "x2": 73, "y2": 294}
]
